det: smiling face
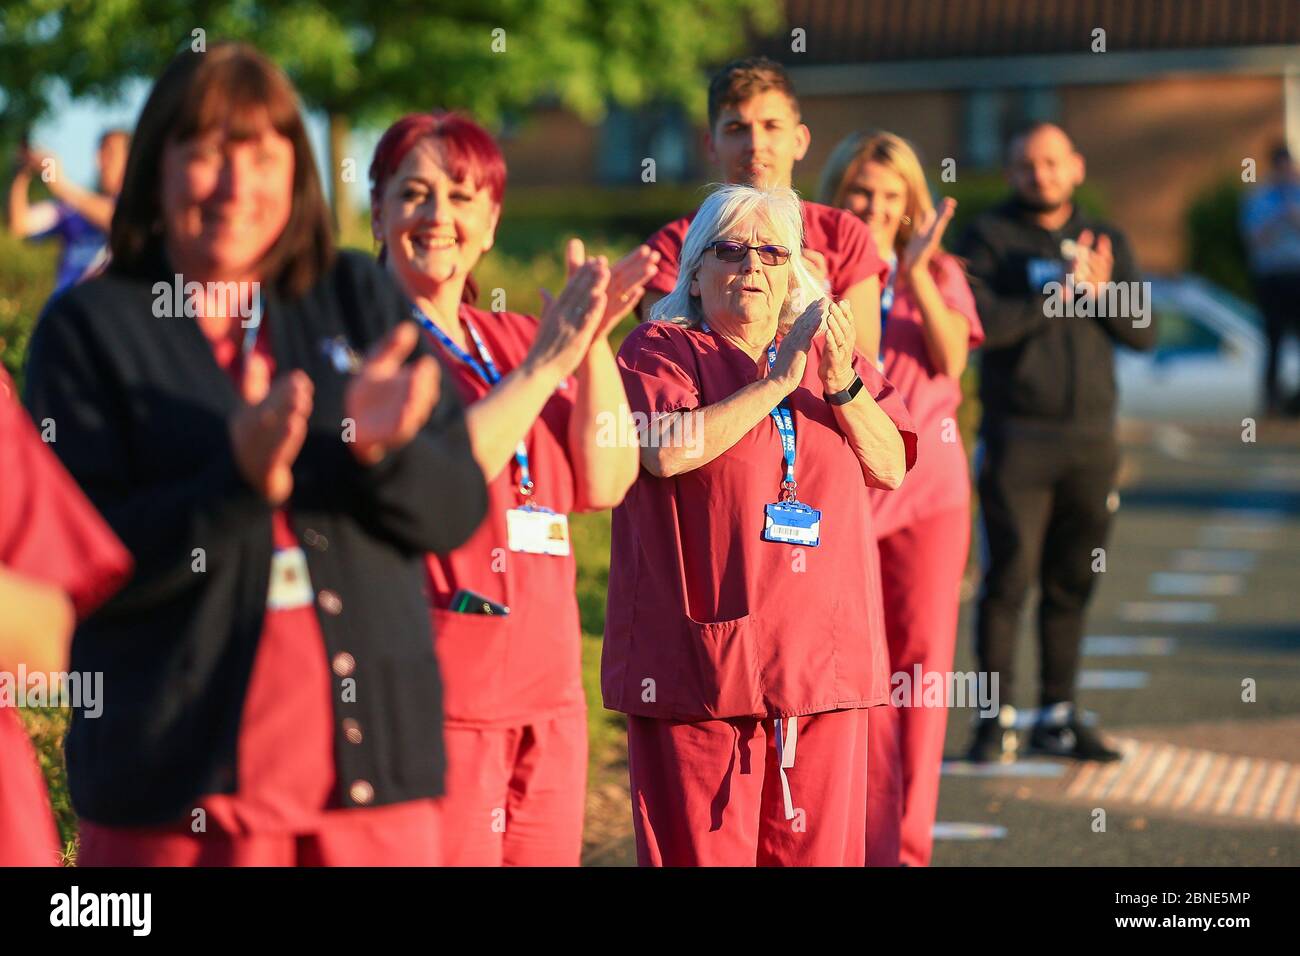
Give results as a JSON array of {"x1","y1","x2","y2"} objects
[
  {"x1": 707, "y1": 89, "x2": 810, "y2": 190},
  {"x1": 159, "y1": 111, "x2": 294, "y2": 284},
  {"x1": 690, "y1": 215, "x2": 790, "y2": 332},
  {"x1": 372, "y1": 137, "x2": 500, "y2": 301},
  {"x1": 842, "y1": 160, "x2": 909, "y2": 254}
]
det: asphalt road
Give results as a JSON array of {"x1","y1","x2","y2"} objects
[
  {"x1": 582, "y1": 419, "x2": 1300, "y2": 867},
  {"x1": 932, "y1": 419, "x2": 1300, "y2": 866}
]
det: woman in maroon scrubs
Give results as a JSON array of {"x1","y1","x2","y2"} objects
[
  {"x1": 0, "y1": 367, "x2": 132, "y2": 865},
  {"x1": 604, "y1": 184, "x2": 917, "y2": 866},
  {"x1": 369, "y1": 111, "x2": 649, "y2": 865},
  {"x1": 821, "y1": 131, "x2": 984, "y2": 866}
]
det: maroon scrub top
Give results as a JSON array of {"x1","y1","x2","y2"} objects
[
  {"x1": 868, "y1": 254, "x2": 984, "y2": 539},
  {"x1": 422, "y1": 305, "x2": 586, "y2": 727},
  {"x1": 603, "y1": 320, "x2": 918, "y2": 722}
]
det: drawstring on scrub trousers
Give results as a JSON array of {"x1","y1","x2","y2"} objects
[{"x1": 774, "y1": 716, "x2": 799, "y2": 820}]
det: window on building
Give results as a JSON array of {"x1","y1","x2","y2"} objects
[
  {"x1": 963, "y1": 86, "x2": 1059, "y2": 170},
  {"x1": 598, "y1": 104, "x2": 693, "y2": 185}
]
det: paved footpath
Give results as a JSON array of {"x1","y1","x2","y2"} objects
[
  {"x1": 933, "y1": 420, "x2": 1300, "y2": 866},
  {"x1": 582, "y1": 421, "x2": 1300, "y2": 866}
]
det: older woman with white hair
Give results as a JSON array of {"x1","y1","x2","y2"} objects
[{"x1": 603, "y1": 183, "x2": 918, "y2": 866}]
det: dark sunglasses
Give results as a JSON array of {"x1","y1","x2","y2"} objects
[{"x1": 708, "y1": 240, "x2": 791, "y2": 266}]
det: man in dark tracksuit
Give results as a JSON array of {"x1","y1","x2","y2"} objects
[{"x1": 957, "y1": 122, "x2": 1156, "y2": 762}]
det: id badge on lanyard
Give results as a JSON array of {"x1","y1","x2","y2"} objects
[
  {"x1": 759, "y1": 339, "x2": 822, "y2": 547},
  {"x1": 268, "y1": 546, "x2": 314, "y2": 609},
  {"x1": 412, "y1": 305, "x2": 569, "y2": 556},
  {"x1": 506, "y1": 505, "x2": 571, "y2": 556}
]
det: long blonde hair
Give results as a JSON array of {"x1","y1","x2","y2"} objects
[
  {"x1": 818, "y1": 130, "x2": 934, "y2": 258},
  {"x1": 651, "y1": 184, "x2": 820, "y2": 330}
]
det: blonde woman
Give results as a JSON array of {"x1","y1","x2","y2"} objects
[
  {"x1": 820, "y1": 131, "x2": 984, "y2": 867},
  {"x1": 605, "y1": 184, "x2": 917, "y2": 866}
]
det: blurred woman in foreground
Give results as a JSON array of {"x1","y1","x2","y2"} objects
[{"x1": 24, "y1": 43, "x2": 487, "y2": 866}]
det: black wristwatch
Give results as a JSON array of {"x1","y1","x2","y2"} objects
[{"x1": 825, "y1": 373, "x2": 864, "y2": 406}]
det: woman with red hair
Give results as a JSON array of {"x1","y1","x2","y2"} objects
[{"x1": 370, "y1": 112, "x2": 654, "y2": 865}]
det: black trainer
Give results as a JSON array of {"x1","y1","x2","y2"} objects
[
  {"x1": 965, "y1": 709, "x2": 1019, "y2": 763},
  {"x1": 1029, "y1": 705, "x2": 1123, "y2": 762}
]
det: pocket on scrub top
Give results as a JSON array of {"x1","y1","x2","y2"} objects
[
  {"x1": 674, "y1": 613, "x2": 764, "y2": 719},
  {"x1": 430, "y1": 607, "x2": 512, "y2": 722}
]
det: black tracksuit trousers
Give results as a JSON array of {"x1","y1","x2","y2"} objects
[{"x1": 975, "y1": 422, "x2": 1120, "y2": 709}]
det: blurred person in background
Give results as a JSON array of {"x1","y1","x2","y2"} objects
[
  {"x1": 1240, "y1": 142, "x2": 1300, "y2": 417},
  {"x1": 955, "y1": 122, "x2": 1155, "y2": 765},
  {"x1": 820, "y1": 131, "x2": 983, "y2": 866},
  {"x1": 0, "y1": 366, "x2": 132, "y2": 866},
  {"x1": 8, "y1": 130, "x2": 129, "y2": 294},
  {"x1": 369, "y1": 110, "x2": 648, "y2": 866},
  {"x1": 23, "y1": 43, "x2": 487, "y2": 867},
  {"x1": 637, "y1": 57, "x2": 887, "y2": 358},
  {"x1": 606, "y1": 184, "x2": 916, "y2": 866}
]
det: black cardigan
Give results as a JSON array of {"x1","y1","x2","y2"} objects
[{"x1": 23, "y1": 250, "x2": 488, "y2": 826}]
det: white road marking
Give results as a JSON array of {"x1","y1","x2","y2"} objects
[
  {"x1": 1198, "y1": 526, "x2": 1280, "y2": 549},
  {"x1": 942, "y1": 760, "x2": 1067, "y2": 778},
  {"x1": 1083, "y1": 636, "x2": 1178, "y2": 656},
  {"x1": 1078, "y1": 670, "x2": 1150, "y2": 690},
  {"x1": 931, "y1": 822, "x2": 1008, "y2": 841},
  {"x1": 1169, "y1": 549, "x2": 1258, "y2": 573},
  {"x1": 1120, "y1": 601, "x2": 1217, "y2": 623},
  {"x1": 1148, "y1": 572, "x2": 1243, "y2": 597},
  {"x1": 1061, "y1": 739, "x2": 1300, "y2": 825}
]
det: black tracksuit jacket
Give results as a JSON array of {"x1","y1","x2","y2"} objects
[{"x1": 956, "y1": 197, "x2": 1157, "y2": 436}]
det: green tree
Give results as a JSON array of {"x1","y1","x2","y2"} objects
[{"x1": 1, "y1": 0, "x2": 782, "y2": 236}]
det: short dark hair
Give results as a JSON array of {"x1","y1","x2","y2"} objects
[
  {"x1": 1003, "y1": 120, "x2": 1074, "y2": 166},
  {"x1": 707, "y1": 56, "x2": 800, "y2": 131},
  {"x1": 109, "y1": 42, "x2": 334, "y2": 298},
  {"x1": 1271, "y1": 141, "x2": 1292, "y2": 167}
]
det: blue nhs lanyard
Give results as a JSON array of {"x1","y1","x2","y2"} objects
[
  {"x1": 879, "y1": 252, "x2": 898, "y2": 361},
  {"x1": 240, "y1": 290, "x2": 264, "y2": 359},
  {"x1": 411, "y1": 305, "x2": 535, "y2": 499},
  {"x1": 765, "y1": 341, "x2": 798, "y2": 502},
  {"x1": 700, "y1": 320, "x2": 799, "y2": 501}
]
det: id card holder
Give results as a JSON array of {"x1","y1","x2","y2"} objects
[
  {"x1": 763, "y1": 501, "x2": 821, "y2": 547},
  {"x1": 268, "y1": 546, "x2": 315, "y2": 609},
  {"x1": 506, "y1": 506, "x2": 571, "y2": 556}
]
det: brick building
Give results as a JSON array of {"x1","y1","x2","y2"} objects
[{"x1": 502, "y1": 0, "x2": 1300, "y2": 272}]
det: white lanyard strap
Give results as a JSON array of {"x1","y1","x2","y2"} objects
[{"x1": 774, "y1": 716, "x2": 799, "y2": 821}]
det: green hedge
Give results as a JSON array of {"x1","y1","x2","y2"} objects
[{"x1": 0, "y1": 233, "x2": 57, "y2": 385}]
